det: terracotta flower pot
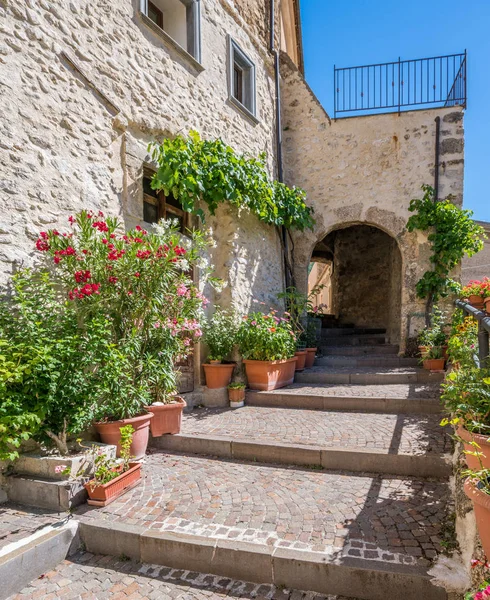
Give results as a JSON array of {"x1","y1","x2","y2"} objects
[
  {"x1": 422, "y1": 358, "x2": 445, "y2": 371},
  {"x1": 484, "y1": 297, "x2": 490, "y2": 314},
  {"x1": 145, "y1": 397, "x2": 186, "y2": 437},
  {"x1": 243, "y1": 357, "x2": 297, "y2": 391},
  {"x1": 94, "y1": 413, "x2": 154, "y2": 460},
  {"x1": 203, "y1": 363, "x2": 236, "y2": 389},
  {"x1": 305, "y1": 348, "x2": 317, "y2": 369},
  {"x1": 84, "y1": 462, "x2": 141, "y2": 507},
  {"x1": 228, "y1": 387, "x2": 245, "y2": 408},
  {"x1": 294, "y1": 350, "x2": 307, "y2": 371},
  {"x1": 468, "y1": 295, "x2": 485, "y2": 310},
  {"x1": 458, "y1": 425, "x2": 490, "y2": 470},
  {"x1": 464, "y1": 477, "x2": 490, "y2": 559}
]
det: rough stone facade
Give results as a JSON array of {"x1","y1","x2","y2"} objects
[
  {"x1": 462, "y1": 221, "x2": 490, "y2": 284},
  {"x1": 280, "y1": 55, "x2": 465, "y2": 349}
]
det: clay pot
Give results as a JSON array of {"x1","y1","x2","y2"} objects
[
  {"x1": 464, "y1": 478, "x2": 490, "y2": 559},
  {"x1": 203, "y1": 363, "x2": 236, "y2": 389},
  {"x1": 145, "y1": 397, "x2": 186, "y2": 437},
  {"x1": 422, "y1": 358, "x2": 445, "y2": 371},
  {"x1": 94, "y1": 413, "x2": 154, "y2": 460},
  {"x1": 468, "y1": 295, "x2": 485, "y2": 310},
  {"x1": 484, "y1": 297, "x2": 490, "y2": 314},
  {"x1": 84, "y1": 463, "x2": 141, "y2": 507},
  {"x1": 458, "y1": 425, "x2": 490, "y2": 470},
  {"x1": 294, "y1": 350, "x2": 307, "y2": 371},
  {"x1": 243, "y1": 357, "x2": 297, "y2": 391},
  {"x1": 305, "y1": 348, "x2": 317, "y2": 369},
  {"x1": 228, "y1": 387, "x2": 245, "y2": 408}
]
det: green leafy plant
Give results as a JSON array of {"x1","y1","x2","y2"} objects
[
  {"x1": 417, "y1": 306, "x2": 448, "y2": 348},
  {"x1": 462, "y1": 279, "x2": 490, "y2": 299},
  {"x1": 203, "y1": 308, "x2": 238, "y2": 362},
  {"x1": 465, "y1": 581, "x2": 490, "y2": 600},
  {"x1": 237, "y1": 310, "x2": 296, "y2": 361},
  {"x1": 86, "y1": 425, "x2": 134, "y2": 492},
  {"x1": 148, "y1": 131, "x2": 315, "y2": 231},
  {"x1": 228, "y1": 382, "x2": 246, "y2": 390},
  {"x1": 447, "y1": 311, "x2": 479, "y2": 369},
  {"x1": 406, "y1": 184, "x2": 485, "y2": 317}
]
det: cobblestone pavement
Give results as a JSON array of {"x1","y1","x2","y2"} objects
[
  {"x1": 0, "y1": 503, "x2": 66, "y2": 551},
  {"x1": 9, "y1": 552, "x2": 357, "y2": 599},
  {"x1": 77, "y1": 453, "x2": 449, "y2": 567},
  {"x1": 258, "y1": 383, "x2": 441, "y2": 399},
  {"x1": 302, "y1": 366, "x2": 424, "y2": 375},
  {"x1": 181, "y1": 406, "x2": 451, "y2": 455}
]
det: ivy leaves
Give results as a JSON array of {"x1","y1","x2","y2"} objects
[
  {"x1": 406, "y1": 184, "x2": 486, "y2": 301},
  {"x1": 148, "y1": 131, "x2": 314, "y2": 231}
]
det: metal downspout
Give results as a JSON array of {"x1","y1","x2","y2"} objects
[{"x1": 270, "y1": 0, "x2": 291, "y2": 290}]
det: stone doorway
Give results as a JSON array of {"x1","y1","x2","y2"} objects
[{"x1": 309, "y1": 224, "x2": 402, "y2": 343}]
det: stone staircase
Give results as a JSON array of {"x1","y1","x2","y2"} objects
[{"x1": 70, "y1": 326, "x2": 451, "y2": 600}]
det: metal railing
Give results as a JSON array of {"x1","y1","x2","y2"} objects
[
  {"x1": 455, "y1": 300, "x2": 490, "y2": 369},
  {"x1": 334, "y1": 51, "x2": 467, "y2": 119}
]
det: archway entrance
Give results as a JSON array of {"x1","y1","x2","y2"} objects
[{"x1": 308, "y1": 224, "x2": 402, "y2": 343}]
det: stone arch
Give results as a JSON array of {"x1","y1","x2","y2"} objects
[{"x1": 304, "y1": 221, "x2": 404, "y2": 344}]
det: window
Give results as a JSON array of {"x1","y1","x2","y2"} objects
[
  {"x1": 140, "y1": 0, "x2": 201, "y2": 63},
  {"x1": 228, "y1": 37, "x2": 257, "y2": 119},
  {"x1": 143, "y1": 169, "x2": 189, "y2": 234}
]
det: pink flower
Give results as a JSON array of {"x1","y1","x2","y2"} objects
[
  {"x1": 251, "y1": 321, "x2": 257, "y2": 326},
  {"x1": 177, "y1": 284, "x2": 188, "y2": 297},
  {"x1": 183, "y1": 338, "x2": 191, "y2": 346},
  {"x1": 54, "y1": 465, "x2": 67, "y2": 474},
  {"x1": 68, "y1": 215, "x2": 76, "y2": 224},
  {"x1": 134, "y1": 272, "x2": 140, "y2": 278}
]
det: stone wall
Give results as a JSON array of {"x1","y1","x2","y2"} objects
[
  {"x1": 0, "y1": 0, "x2": 284, "y2": 318},
  {"x1": 462, "y1": 221, "x2": 490, "y2": 285},
  {"x1": 280, "y1": 55, "x2": 465, "y2": 349}
]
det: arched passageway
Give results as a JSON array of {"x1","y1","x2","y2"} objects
[{"x1": 308, "y1": 224, "x2": 402, "y2": 343}]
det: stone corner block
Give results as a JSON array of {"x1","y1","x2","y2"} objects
[{"x1": 203, "y1": 387, "x2": 229, "y2": 408}]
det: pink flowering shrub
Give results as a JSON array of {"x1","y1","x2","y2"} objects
[
  {"x1": 35, "y1": 211, "x2": 216, "y2": 418},
  {"x1": 237, "y1": 310, "x2": 296, "y2": 361}
]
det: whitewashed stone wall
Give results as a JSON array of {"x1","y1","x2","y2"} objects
[
  {"x1": 0, "y1": 0, "x2": 284, "y2": 317},
  {"x1": 280, "y1": 55, "x2": 465, "y2": 349}
]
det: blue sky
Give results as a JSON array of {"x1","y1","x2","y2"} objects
[{"x1": 300, "y1": 0, "x2": 489, "y2": 222}]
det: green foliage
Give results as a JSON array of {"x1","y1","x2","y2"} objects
[
  {"x1": 237, "y1": 310, "x2": 296, "y2": 361},
  {"x1": 447, "y1": 311, "x2": 479, "y2": 368},
  {"x1": 441, "y1": 367, "x2": 490, "y2": 434},
  {"x1": 203, "y1": 308, "x2": 238, "y2": 361},
  {"x1": 228, "y1": 382, "x2": 246, "y2": 389},
  {"x1": 148, "y1": 131, "x2": 315, "y2": 231},
  {"x1": 406, "y1": 184, "x2": 485, "y2": 301},
  {"x1": 86, "y1": 425, "x2": 134, "y2": 491},
  {"x1": 417, "y1": 306, "x2": 448, "y2": 348}
]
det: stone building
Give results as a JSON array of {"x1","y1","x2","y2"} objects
[
  {"x1": 462, "y1": 220, "x2": 490, "y2": 284},
  {"x1": 0, "y1": 0, "x2": 466, "y2": 393}
]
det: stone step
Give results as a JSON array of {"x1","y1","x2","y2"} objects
[
  {"x1": 315, "y1": 356, "x2": 419, "y2": 368},
  {"x1": 322, "y1": 345, "x2": 400, "y2": 356},
  {"x1": 75, "y1": 453, "x2": 448, "y2": 600},
  {"x1": 321, "y1": 328, "x2": 387, "y2": 337},
  {"x1": 246, "y1": 384, "x2": 442, "y2": 414},
  {"x1": 321, "y1": 334, "x2": 388, "y2": 347},
  {"x1": 151, "y1": 406, "x2": 451, "y2": 478},
  {"x1": 8, "y1": 551, "x2": 360, "y2": 600},
  {"x1": 296, "y1": 367, "x2": 444, "y2": 386}
]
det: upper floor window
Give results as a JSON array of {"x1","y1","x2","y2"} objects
[
  {"x1": 143, "y1": 169, "x2": 189, "y2": 234},
  {"x1": 228, "y1": 37, "x2": 257, "y2": 120},
  {"x1": 140, "y1": 0, "x2": 201, "y2": 63}
]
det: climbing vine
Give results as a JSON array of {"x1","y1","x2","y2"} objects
[
  {"x1": 148, "y1": 131, "x2": 315, "y2": 231},
  {"x1": 406, "y1": 184, "x2": 485, "y2": 304}
]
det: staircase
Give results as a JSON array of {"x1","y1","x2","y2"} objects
[{"x1": 70, "y1": 326, "x2": 451, "y2": 600}]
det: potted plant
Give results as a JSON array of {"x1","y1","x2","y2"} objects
[
  {"x1": 84, "y1": 425, "x2": 141, "y2": 507},
  {"x1": 462, "y1": 280, "x2": 487, "y2": 310},
  {"x1": 447, "y1": 313, "x2": 478, "y2": 369},
  {"x1": 417, "y1": 306, "x2": 448, "y2": 357},
  {"x1": 422, "y1": 346, "x2": 445, "y2": 371},
  {"x1": 442, "y1": 367, "x2": 490, "y2": 469},
  {"x1": 294, "y1": 334, "x2": 308, "y2": 372},
  {"x1": 303, "y1": 321, "x2": 318, "y2": 368},
  {"x1": 228, "y1": 382, "x2": 246, "y2": 408},
  {"x1": 464, "y1": 470, "x2": 490, "y2": 562},
  {"x1": 34, "y1": 213, "x2": 216, "y2": 459},
  {"x1": 202, "y1": 308, "x2": 238, "y2": 389},
  {"x1": 237, "y1": 310, "x2": 297, "y2": 391}
]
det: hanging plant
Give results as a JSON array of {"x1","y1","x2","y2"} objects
[
  {"x1": 148, "y1": 131, "x2": 314, "y2": 231},
  {"x1": 406, "y1": 184, "x2": 485, "y2": 309}
]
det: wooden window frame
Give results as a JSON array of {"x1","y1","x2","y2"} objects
[
  {"x1": 147, "y1": 1, "x2": 164, "y2": 28},
  {"x1": 143, "y1": 169, "x2": 189, "y2": 234}
]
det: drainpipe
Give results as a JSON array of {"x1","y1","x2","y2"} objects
[
  {"x1": 270, "y1": 0, "x2": 291, "y2": 290},
  {"x1": 434, "y1": 116, "x2": 441, "y2": 202}
]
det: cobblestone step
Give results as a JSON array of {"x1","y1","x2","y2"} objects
[
  {"x1": 7, "y1": 552, "x2": 358, "y2": 600},
  {"x1": 74, "y1": 453, "x2": 449, "y2": 600},
  {"x1": 321, "y1": 335, "x2": 388, "y2": 347},
  {"x1": 315, "y1": 356, "x2": 418, "y2": 368},
  {"x1": 246, "y1": 384, "x2": 442, "y2": 414},
  {"x1": 322, "y1": 345, "x2": 400, "y2": 356},
  {"x1": 321, "y1": 328, "x2": 387, "y2": 337},
  {"x1": 296, "y1": 366, "x2": 444, "y2": 386},
  {"x1": 151, "y1": 407, "x2": 451, "y2": 478}
]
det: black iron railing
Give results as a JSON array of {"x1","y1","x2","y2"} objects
[
  {"x1": 334, "y1": 51, "x2": 467, "y2": 119},
  {"x1": 455, "y1": 300, "x2": 490, "y2": 369}
]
